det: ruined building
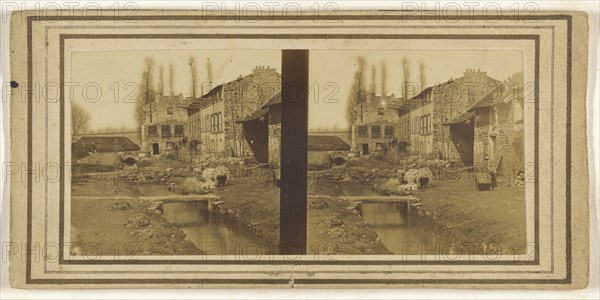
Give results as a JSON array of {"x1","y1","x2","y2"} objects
[
  {"x1": 183, "y1": 66, "x2": 281, "y2": 159},
  {"x1": 238, "y1": 91, "x2": 281, "y2": 165},
  {"x1": 468, "y1": 72, "x2": 525, "y2": 174},
  {"x1": 351, "y1": 94, "x2": 403, "y2": 156},
  {"x1": 396, "y1": 69, "x2": 502, "y2": 164},
  {"x1": 141, "y1": 93, "x2": 187, "y2": 155}
]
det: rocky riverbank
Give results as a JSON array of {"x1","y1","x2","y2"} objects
[{"x1": 70, "y1": 197, "x2": 203, "y2": 257}]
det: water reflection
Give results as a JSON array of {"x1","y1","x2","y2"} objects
[
  {"x1": 162, "y1": 203, "x2": 272, "y2": 256},
  {"x1": 359, "y1": 202, "x2": 440, "y2": 255}
]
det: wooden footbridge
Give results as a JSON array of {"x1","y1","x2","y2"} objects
[
  {"x1": 72, "y1": 194, "x2": 222, "y2": 212},
  {"x1": 308, "y1": 194, "x2": 421, "y2": 212}
]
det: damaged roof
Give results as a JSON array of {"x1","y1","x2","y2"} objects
[
  {"x1": 467, "y1": 84, "x2": 505, "y2": 112},
  {"x1": 237, "y1": 91, "x2": 282, "y2": 123},
  {"x1": 261, "y1": 91, "x2": 281, "y2": 108},
  {"x1": 238, "y1": 107, "x2": 269, "y2": 123},
  {"x1": 442, "y1": 110, "x2": 475, "y2": 126}
]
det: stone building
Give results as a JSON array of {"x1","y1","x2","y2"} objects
[
  {"x1": 396, "y1": 69, "x2": 502, "y2": 164},
  {"x1": 141, "y1": 93, "x2": 187, "y2": 155},
  {"x1": 467, "y1": 72, "x2": 524, "y2": 175},
  {"x1": 238, "y1": 91, "x2": 281, "y2": 165},
  {"x1": 241, "y1": 91, "x2": 353, "y2": 167},
  {"x1": 351, "y1": 94, "x2": 403, "y2": 156},
  {"x1": 184, "y1": 66, "x2": 280, "y2": 158}
]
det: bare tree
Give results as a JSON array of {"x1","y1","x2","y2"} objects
[
  {"x1": 169, "y1": 62, "x2": 175, "y2": 96},
  {"x1": 347, "y1": 56, "x2": 367, "y2": 128},
  {"x1": 402, "y1": 57, "x2": 410, "y2": 101},
  {"x1": 158, "y1": 64, "x2": 165, "y2": 96},
  {"x1": 71, "y1": 102, "x2": 90, "y2": 139},
  {"x1": 381, "y1": 61, "x2": 387, "y2": 96},
  {"x1": 370, "y1": 64, "x2": 376, "y2": 95},
  {"x1": 206, "y1": 58, "x2": 213, "y2": 85},
  {"x1": 188, "y1": 56, "x2": 197, "y2": 98},
  {"x1": 419, "y1": 61, "x2": 426, "y2": 91},
  {"x1": 136, "y1": 57, "x2": 156, "y2": 128}
]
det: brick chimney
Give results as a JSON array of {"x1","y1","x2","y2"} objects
[
  {"x1": 463, "y1": 68, "x2": 487, "y2": 80},
  {"x1": 253, "y1": 65, "x2": 276, "y2": 75}
]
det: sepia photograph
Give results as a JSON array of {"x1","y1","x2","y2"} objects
[
  {"x1": 70, "y1": 50, "x2": 282, "y2": 256},
  {"x1": 68, "y1": 48, "x2": 527, "y2": 257},
  {"x1": 5, "y1": 8, "x2": 592, "y2": 290},
  {"x1": 306, "y1": 50, "x2": 526, "y2": 255}
]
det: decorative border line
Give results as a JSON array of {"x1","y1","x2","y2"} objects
[{"x1": 23, "y1": 14, "x2": 572, "y2": 285}]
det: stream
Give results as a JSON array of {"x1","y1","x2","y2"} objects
[
  {"x1": 162, "y1": 202, "x2": 272, "y2": 256},
  {"x1": 136, "y1": 183, "x2": 273, "y2": 256},
  {"x1": 359, "y1": 202, "x2": 445, "y2": 255},
  {"x1": 136, "y1": 181, "x2": 445, "y2": 256},
  {"x1": 337, "y1": 181, "x2": 445, "y2": 255}
]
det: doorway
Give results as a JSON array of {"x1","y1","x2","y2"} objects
[
  {"x1": 152, "y1": 143, "x2": 159, "y2": 155},
  {"x1": 362, "y1": 143, "x2": 369, "y2": 155}
]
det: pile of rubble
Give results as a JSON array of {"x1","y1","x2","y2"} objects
[
  {"x1": 169, "y1": 177, "x2": 213, "y2": 194},
  {"x1": 398, "y1": 155, "x2": 452, "y2": 169},
  {"x1": 120, "y1": 166, "x2": 194, "y2": 183},
  {"x1": 191, "y1": 153, "x2": 244, "y2": 169},
  {"x1": 126, "y1": 214, "x2": 151, "y2": 229},
  {"x1": 375, "y1": 167, "x2": 434, "y2": 195},
  {"x1": 513, "y1": 170, "x2": 525, "y2": 187},
  {"x1": 168, "y1": 165, "x2": 231, "y2": 194}
]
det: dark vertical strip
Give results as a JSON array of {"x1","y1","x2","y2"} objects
[
  {"x1": 534, "y1": 36, "x2": 540, "y2": 263},
  {"x1": 58, "y1": 36, "x2": 65, "y2": 262},
  {"x1": 26, "y1": 16, "x2": 33, "y2": 284},
  {"x1": 565, "y1": 16, "x2": 572, "y2": 283},
  {"x1": 280, "y1": 50, "x2": 309, "y2": 255}
]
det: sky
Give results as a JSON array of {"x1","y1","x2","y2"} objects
[
  {"x1": 71, "y1": 49, "x2": 281, "y2": 131},
  {"x1": 71, "y1": 49, "x2": 522, "y2": 131}
]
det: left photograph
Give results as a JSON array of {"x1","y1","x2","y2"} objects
[{"x1": 69, "y1": 50, "x2": 282, "y2": 257}]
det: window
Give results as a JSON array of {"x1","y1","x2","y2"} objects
[
  {"x1": 427, "y1": 114, "x2": 432, "y2": 133},
  {"x1": 371, "y1": 125, "x2": 381, "y2": 138},
  {"x1": 174, "y1": 125, "x2": 184, "y2": 137},
  {"x1": 414, "y1": 117, "x2": 419, "y2": 134},
  {"x1": 358, "y1": 126, "x2": 368, "y2": 137},
  {"x1": 378, "y1": 107, "x2": 384, "y2": 115},
  {"x1": 148, "y1": 126, "x2": 158, "y2": 137},
  {"x1": 384, "y1": 125, "x2": 394, "y2": 138},
  {"x1": 161, "y1": 125, "x2": 171, "y2": 137},
  {"x1": 217, "y1": 113, "x2": 221, "y2": 132},
  {"x1": 167, "y1": 107, "x2": 173, "y2": 115}
]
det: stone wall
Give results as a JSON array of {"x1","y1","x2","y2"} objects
[
  {"x1": 143, "y1": 120, "x2": 186, "y2": 154},
  {"x1": 192, "y1": 66, "x2": 280, "y2": 158},
  {"x1": 351, "y1": 94, "x2": 401, "y2": 153},
  {"x1": 473, "y1": 95, "x2": 524, "y2": 176},
  {"x1": 354, "y1": 119, "x2": 396, "y2": 155},
  {"x1": 268, "y1": 105, "x2": 281, "y2": 166},
  {"x1": 472, "y1": 72, "x2": 525, "y2": 176},
  {"x1": 426, "y1": 70, "x2": 500, "y2": 163},
  {"x1": 145, "y1": 93, "x2": 187, "y2": 124},
  {"x1": 409, "y1": 101, "x2": 435, "y2": 156}
]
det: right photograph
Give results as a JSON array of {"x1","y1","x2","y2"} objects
[{"x1": 306, "y1": 50, "x2": 526, "y2": 256}]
